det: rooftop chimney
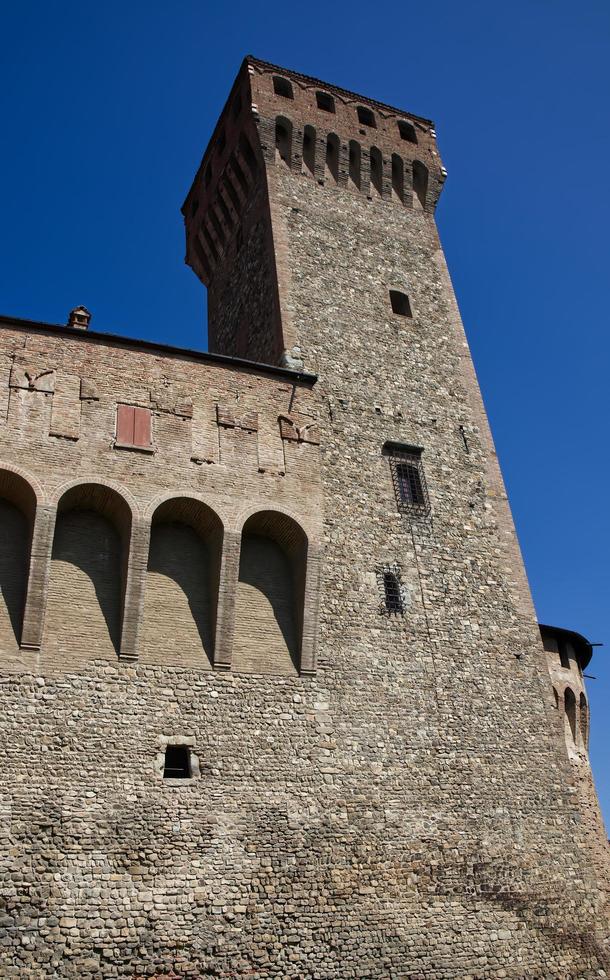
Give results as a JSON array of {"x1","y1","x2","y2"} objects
[{"x1": 67, "y1": 306, "x2": 91, "y2": 330}]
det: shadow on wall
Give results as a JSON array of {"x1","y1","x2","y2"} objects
[
  {"x1": 0, "y1": 499, "x2": 29, "y2": 651},
  {"x1": 234, "y1": 534, "x2": 299, "y2": 674},
  {"x1": 142, "y1": 522, "x2": 214, "y2": 667},
  {"x1": 46, "y1": 510, "x2": 122, "y2": 660}
]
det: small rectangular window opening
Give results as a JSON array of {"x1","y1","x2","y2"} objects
[
  {"x1": 357, "y1": 105, "x2": 376, "y2": 127},
  {"x1": 163, "y1": 745, "x2": 191, "y2": 780},
  {"x1": 273, "y1": 76, "x2": 294, "y2": 99},
  {"x1": 378, "y1": 567, "x2": 404, "y2": 616},
  {"x1": 385, "y1": 444, "x2": 431, "y2": 516},
  {"x1": 316, "y1": 91, "x2": 335, "y2": 113},
  {"x1": 558, "y1": 639, "x2": 571, "y2": 670},
  {"x1": 390, "y1": 289, "x2": 412, "y2": 317}
]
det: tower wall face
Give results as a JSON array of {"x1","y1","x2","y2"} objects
[{"x1": 0, "y1": 58, "x2": 608, "y2": 979}]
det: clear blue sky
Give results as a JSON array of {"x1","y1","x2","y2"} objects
[{"x1": 1, "y1": 2, "x2": 609, "y2": 821}]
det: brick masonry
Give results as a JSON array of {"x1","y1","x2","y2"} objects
[{"x1": 0, "y1": 55, "x2": 608, "y2": 978}]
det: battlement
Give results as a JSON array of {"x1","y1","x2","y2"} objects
[{"x1": 182, "y1": 57, "x2": 446, "y2": 295}]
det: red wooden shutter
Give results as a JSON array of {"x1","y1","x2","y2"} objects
[
  {"x1": 116, "y1": 404, "x2": 135, "y2": 444},
  {"x1": 134, "y1": 407, "x2": 152, "y2": 447}
]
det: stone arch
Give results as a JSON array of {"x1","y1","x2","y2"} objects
[
  {"x1": 141, "y1": 496, "x2": 224, "y2": 668},
  {"x1": 44, "y1": 482, "x2": 134, "y2": 667},
  {"x1": 564, "y1": 686, "x2": 577, "y2": 743},
  {"x1": 232, "y1": 509, "x2": 309, "y2": 676},
  {"x1": 0, "y1": 466, "x2": 39, "y2": 657}
]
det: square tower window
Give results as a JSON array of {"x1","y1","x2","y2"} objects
[
  {"x1": 357, "y1": 105, "x2": 376, "y2": 127},
  {"x1": 316, "y1": 91, "x2": 335, "y2": 113},
  {"x1": 398, "y1": 120, "x2": 417, "y2": 143},
  {"x1": 163, "y1": 745, "x2": 191, "y2": 779},
  {"x1": 273, "y1": 76, "x2": 294, "y2": 99},
  {"x1": 384, "y1": 442, "x2": 431, "y2": 516},
  {"x1": 389, "y1": 289, "x2": 412, "y2": 317},
  {"x1": 115, "y1": 405, "x2": 152, "y2": 451}
]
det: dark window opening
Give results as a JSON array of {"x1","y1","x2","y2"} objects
[
  {"x1": 326, "y1": 134, "x2": 339, "y2": 182},
  {"x1": 385, "y1": 446, "x2": 430, "y2": 516},
  {"x1": 273, "y1": 76, "x2": 294, "y2": 99},
  {"x1": 275, "y1": 118, "x2": 292, "y2": 165},
  {"x1": 370, "y1": 147, "x2": 383, "y2": 195},
  {"x1": 397, "y1": 463, "x2": 424, "y2": 507},
  {"x1": 391, "y1": 154, "x2": 404, "y2": 203},
  {"x1": 383, "y1": 570, "x2": 403, "y2": 615},
  {"x1": 348, "y1": 140, "x2": 361, "y2": 189},
  {"x1": 580, "y1": 693, "x2": 588, "y2": 748},
  {"x1": 357, "y1": 105, "x2": 376, "y2": 127},
  {"x1": 565, "y1": 688, "x2": 577, "y2": 742},
  {"x1": 163, "y1": 744, "x2": 191, "y2": 779},
  {"x1": 558, "y1": 639, "x2": 570, "y2": 669},
  {"x1": 398, "y1": 120, "x2": 417, "y2": 143},
  {"x1": 303, "y1": 125, "x2": 316, "y2": 176},
  {"x1": 316, "y1": 91, "x2": 335, "y2": 113},
  {"x1": 413, "y1": 160, "x2": 428, "y2": 209},
  {"x1": 390, "y1": 289, "x2": 412, "y2": 317}
]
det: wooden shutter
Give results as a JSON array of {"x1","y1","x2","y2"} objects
[
  {"x1": 116, "y1": 404, "x2": 135, "y2": 444},
  {"x1": 134, "y1": 407, "x2": 152, "y2": 447}
]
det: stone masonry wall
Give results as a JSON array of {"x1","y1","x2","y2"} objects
[{"x1": 0, "y1": 58, "x2": 609, "y2": 979}]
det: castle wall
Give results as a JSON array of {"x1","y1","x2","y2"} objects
[{"x1": 0, "y1": 57, "x2": 608, "y2": 979}]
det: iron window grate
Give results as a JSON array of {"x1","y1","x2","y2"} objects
[
  {"x1": 386, "y1": 447, "x2": 430, "y2": 516},
  {"x1": 377, "y1": 564, "x2": 406, "y2": 616}
]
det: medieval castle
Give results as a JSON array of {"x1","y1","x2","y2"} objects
[{"x1": 0, "y1": 56, "x2": 608, "y2": 978}]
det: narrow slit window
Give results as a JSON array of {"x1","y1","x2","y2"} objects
[
  {"x1": 348, "y1": 140, "x2": 361, "y2": 189},
  {"x1": 357, "y1": 105, "x2": 376, "y2": 127},
  {"x1": 326, "y1": 134, "x2": 339, "y2": 182},
  {"x1": 273, "y1": 76, "x2": 293, "y2": 99},
  {"x1": 370, "y1": 147, "x2": 383, "y2": 196},
  {"x1": 398, "y1": 120, "x2": 417, "y2": 143},
  {"x1": 163, "y1": 745, "x2": 191, "y2": 780},
  {"x1": 390, "y1": 289, "x2": 412, "y2": 317},
  {"x1": 316, "y1": 91, "x2": 335, "y2": 113},
  {"x1": 558, "y1": 638, "x2": 570, "y2": 669},
  {"x1": 303, "y1": 125, "x2": 316, "y2": 176},
  {"x1": 275, "y1": 118, "x2": 292, "y2": 165},
  {"x1": 565, "y1": 688, "x2": 577, "y2": 742}
]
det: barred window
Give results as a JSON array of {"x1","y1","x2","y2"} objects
[
  {"x1": 377, "y1": 565, "x2": 405, "y2": 616},
  {"x1": 384, "y1": 442, "x2": 430, "y2": 516}
]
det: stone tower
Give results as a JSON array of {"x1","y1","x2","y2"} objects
[
  {"x1": 181, "y1": 56, "x2": 610, "y2": 973},
  {"x1": 0, "y1": 55, "x2": 608, "y2": 978}
]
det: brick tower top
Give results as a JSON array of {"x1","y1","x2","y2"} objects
[{"x1": 181, "y1": 57, "x2": 449, "y2": 367}]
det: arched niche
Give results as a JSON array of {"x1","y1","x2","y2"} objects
[
  {"x1": 141, "y1": 497, "x2": 223, "y2": 668},
  {"x1": 233, "y1": 510, "x2": 308, "y2": 676},
  {"x1": 275, "y1": 116, "x2": 293, "y2": 167},
  {"x1": 413, "y1": 160, "x2": 428, "y2": 210},
  {"x1": 44, "y1": 483, "x2": 132, "y2": 667},
  {"x1": 0, "y1": 469, "x2": 37, "y2": 657},
  {"x1": 564, "y1": 687, "x2": 577, "y2": 743}
]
